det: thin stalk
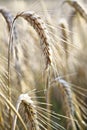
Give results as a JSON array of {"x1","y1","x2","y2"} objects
[{"x1": 8, "y1": 24, "x2": 13, "y2": 130}]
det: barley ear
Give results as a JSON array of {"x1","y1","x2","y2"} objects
[
  {"x1": 12, "y1": 11, "x2": 52, "y2": 91},
  {"x1": 13, "y1": 11, "x2": 52, "y2": 70},
  {"x1": 12, "y1": 93, "x2": 39, "y2": 130},
  {"x1": 54, "y1": 77, "x2": 76, "y2": 130}
]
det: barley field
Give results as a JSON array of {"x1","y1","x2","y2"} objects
[{"x1": 0, "y1": 0, "x2": 87, "y2": 130}]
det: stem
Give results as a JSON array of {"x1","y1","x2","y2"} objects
[{"x1": 8, "y1": 26, "x2": 13, "y2": 130}]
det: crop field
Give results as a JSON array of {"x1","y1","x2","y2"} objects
[{"x1": 0, "y1": 0, "x2": 87, "y2": 130}]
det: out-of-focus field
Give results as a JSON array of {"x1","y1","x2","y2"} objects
[{"x1": 0, "y1": 0, "x2": 87, "y2": 130}]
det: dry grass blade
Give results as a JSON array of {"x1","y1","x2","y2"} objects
[{"x1": 13, "y1": 11, "x2": 52, "y2": 69}]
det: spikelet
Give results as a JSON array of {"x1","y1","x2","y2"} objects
[
  {"x1": 66, "y1": 0, "x2": 87, "y2": 22},
  {"x1": 13, "y1": 11, "x2": 52, "y2": 70}
]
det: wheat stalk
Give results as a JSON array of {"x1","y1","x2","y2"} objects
[
  {"x1": 54, "y1": 77, "x2": 76, "y2": 130},
  {"x1": 0, "y1": 7, "x2": 18, "y2": 129},
  {"x1": 0, "y1": 7, "x2": 18, "y2": 65},
  {"x1": 0, "y1": 7, "x2": 19, "y2": 78},
  {"x1": 0, "y1": 7, "x2": 13, "y2": 100},
  {"x1": 53, "y1": 77, "x2": 87, "y2": 130},
  {"x1": 58, "y1": 19, "x2": 71, "y2": 79},
  {"x1": 59, "y1": 19, "x2": 70, "y2": 60},
  {"x1": 13, "y1": 11, "x2": 52, "y2": 70},
  {"x1": 12, "y1": 90, "x2": 68, "y2": 130},
  {"x1": 10, "y1": 11, "x2": 53, "y2": 94},
  {"x1": 0, "y1": 7, "x2": 18, "y2": 91},
  {"x1": 66, "y1": 0, "x2": 87, "y2": 22},
  {"x1": 0, "y1": 11, "x2": 12, "y2": 101},
  {"x1": 12, "y1": 93, "x2": 39, "y2": 130},
  {"x1": 11, "y1": 11, "x2": 51, "y2": 69}
]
